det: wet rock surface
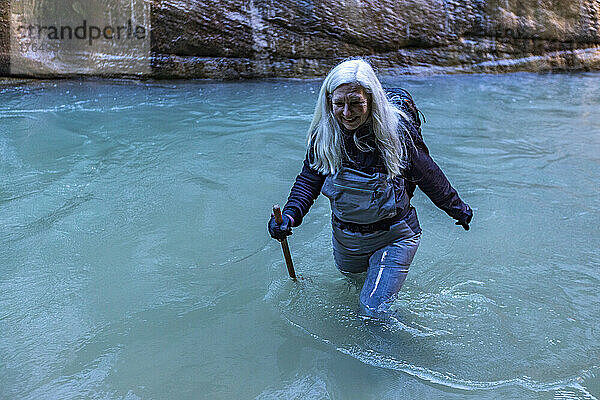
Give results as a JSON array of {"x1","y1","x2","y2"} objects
[
  {"x1": 0, "y1": 1, "x2": 9, "y2": 76},
  {"x1": 2, "y1": 0, "x2": 600, "y2": 78},
  {"x1": 150, "y1": 0, "x2": 600, "y2": 78}
]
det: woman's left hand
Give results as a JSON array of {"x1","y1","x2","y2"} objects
[{"x1": 455, "y1": 205, "x2": 473, "y2": 231}]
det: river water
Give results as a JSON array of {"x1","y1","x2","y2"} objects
[{"x1": 1, "y1": 73, "x2": 599, "y2": 399}]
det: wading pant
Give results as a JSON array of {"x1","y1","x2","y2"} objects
[{"x1": 332, "y1": 217, "x2": 421, "y2": 319}]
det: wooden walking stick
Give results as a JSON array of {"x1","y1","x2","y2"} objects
[{"x1": 273, "y1": 205, "x2": 297, "y2": 281}]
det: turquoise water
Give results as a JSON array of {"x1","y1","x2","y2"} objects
[{"x1": 1, "y1": 74, "x2": 599, "y2": 399}]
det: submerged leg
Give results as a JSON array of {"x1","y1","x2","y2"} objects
[
  {"x1": 359, "y1": 234, "x2": 421, "y2": 319},
  {"x1": 332, "y1": 234, "x2": 370, "y2": 274}
]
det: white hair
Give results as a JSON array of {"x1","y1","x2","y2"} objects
[{"x1": 307, "y1": 58, "x2": 412, "y2": 178}]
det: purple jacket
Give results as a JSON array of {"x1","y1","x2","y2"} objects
[{"x1": 282, "y1": 95, "x2": 472, "y2": 232}]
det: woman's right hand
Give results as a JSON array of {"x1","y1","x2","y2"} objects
[{"x1": 268, "y1": 214, "x2": 293, "y2": 240}]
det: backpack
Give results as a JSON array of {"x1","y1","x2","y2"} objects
[
  {"x1": 386, "y1": 87, "x2": 429, "y2": 153},
  {"x1": 387, "y1": 88, "x2": 424, "y2": 130},
  {"x1": 386, "y1": 88, "x2": 429, "y2": 196}
]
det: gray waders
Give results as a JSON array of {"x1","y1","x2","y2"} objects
[{"x1": 322, "y1": 167, "x2": 421, "y2": 318}]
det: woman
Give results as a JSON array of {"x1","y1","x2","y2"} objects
[{"x1": 268, "y1": 58, "x2": 472, "y2": 319}]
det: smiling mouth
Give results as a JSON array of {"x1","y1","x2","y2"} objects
[{"x1": 343, "y1": 117, "x2": 358, "y2": 124}]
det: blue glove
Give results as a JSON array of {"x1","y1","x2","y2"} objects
[
  {"x1": 268, "y1": 214, "x2": 293, "y2": 240},
  {"x1": 455, "y1": 205, "x2": 473, "y2": 231}
]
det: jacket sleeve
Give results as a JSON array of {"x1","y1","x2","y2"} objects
[
  {"x1": 405, "y1": 128, "x2": 472, "y2": 224},
  {"x1": 282, "y1": 153, "x2": 327, "y2": 227},
  {"x1": 388, "y1": 89, "x2": 472, "y2": 224}
]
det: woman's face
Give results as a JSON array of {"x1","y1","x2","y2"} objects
[{"x1": 331, "y1": 83, "x2": 370, "y2": 131}]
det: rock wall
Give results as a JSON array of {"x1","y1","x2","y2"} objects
[
  {"x1": 0, "y1": 1, "x2": 10, "y2": 76},
  {"x1": 2, "y1": 0, "x2": 600, "y2": 78}
]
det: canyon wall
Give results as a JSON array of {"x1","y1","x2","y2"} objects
[{"x1": 1, "y1": 0, "x2": 599, "y2": 78}]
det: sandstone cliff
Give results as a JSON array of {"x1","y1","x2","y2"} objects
[{"x1": 2, "y1": 0, "x2": 599, "y2": 78}]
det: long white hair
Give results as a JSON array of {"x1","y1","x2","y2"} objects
[{"x1": 307, "y1": 58, "x2": 411, "y2": 178}]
